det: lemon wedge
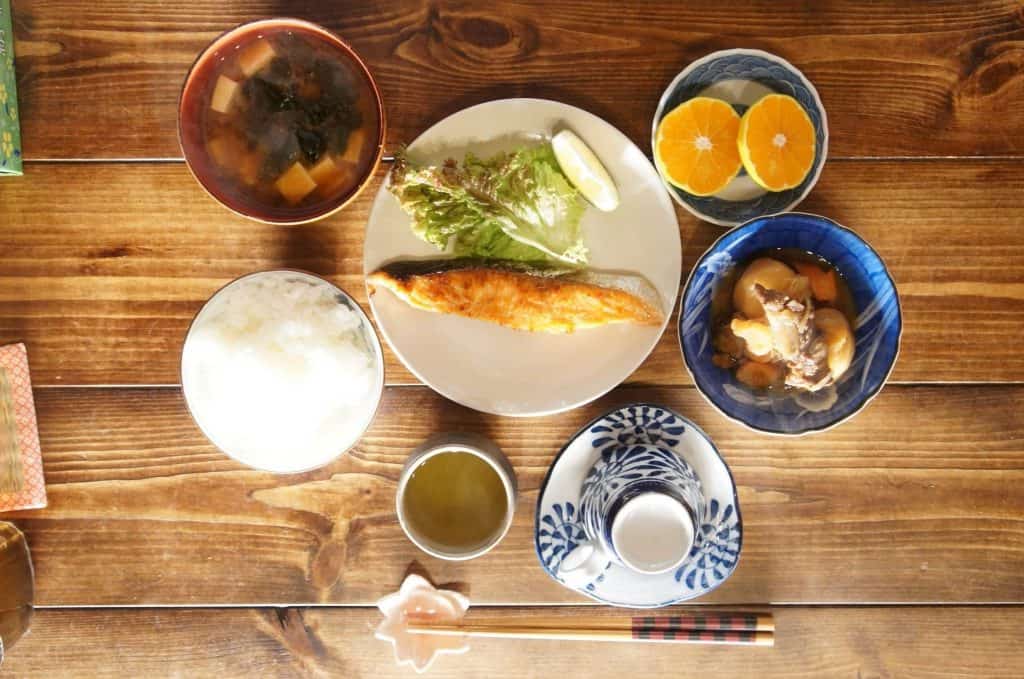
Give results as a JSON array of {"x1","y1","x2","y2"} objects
[{"x1": 551, "y1": 129, "x2": 620, "y2": 212}]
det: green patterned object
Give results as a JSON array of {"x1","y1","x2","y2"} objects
[{"x1": 0, "y1": 0, "x2": 21, "y2": 176}]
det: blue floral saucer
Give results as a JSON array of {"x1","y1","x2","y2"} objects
[
  {"x1": 652, "y1": 49, "x2": 828, "y2": 226},
  {"x1": 534, "y1": 404, "x2": 742, "y2": 607}
]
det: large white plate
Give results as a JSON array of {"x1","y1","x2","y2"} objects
[{"x1": 363, "y1": 98, "x2": 681, "y2": 416}]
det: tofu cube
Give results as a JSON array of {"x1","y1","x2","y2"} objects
[
  {"x1": 237, "y1": 151, "x2": 263, "y2": 186},
  {"x1": 317, "y1": 160, "x2": 357, "y2": 198},
  {"x1": 307, "y1": 155, "x2": 342, "y2": 187},
  {"x1": 308, "y1": 156, "x2": 358, "y2": 198},
  {"x1": 275, "y1": 162, "x2": 318, "y2": 204},
  {"x1": 206, "y1": 133, "x2": 245, "y2": 169},
  {"x1": 238, "y1": 39, "x2": 277, "y2": 77},
  {"x1": 210, "y1": 75, "x2": 239, "y2": 114},
  {"x1": 340, "y1": 128, "x2": 367, "y2": 164},
  {"x1": 206, "y1": 136, "x2": 231, "y2": 168}
]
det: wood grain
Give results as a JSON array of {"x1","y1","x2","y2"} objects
[
  {"x1": 10, "y1": 1, "x2": 1024, "y2": 160},
  {"x1": 4, "y1": 605, "x2": 1024, "y2": 678},
  {"x1": 3, "y1": 1, "x2": 1021, "y2": 672},
  {"x1": 2, "y1": 160, "x2": 1023, "y2": 386},
  {"x1": 5, "y1": 384, "x2": 1022, "y2": 606}
]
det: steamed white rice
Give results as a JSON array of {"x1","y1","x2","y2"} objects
[{"x1": 182, "y1": 271, "x2": 381, "y2": 473}]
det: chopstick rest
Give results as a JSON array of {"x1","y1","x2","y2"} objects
[{"x1": 375, "y1": 574, "x2": 471, "y2": 673}]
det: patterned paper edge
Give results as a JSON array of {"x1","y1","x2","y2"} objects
[{"x1": 0, "y1": 343, "x2": 46, "y2": 510}]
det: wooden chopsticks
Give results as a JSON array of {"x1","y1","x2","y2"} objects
[{"x1": 408, "y1": 612, "x2": 774, "y2": 647}]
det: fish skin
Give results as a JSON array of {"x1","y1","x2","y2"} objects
[{"x1": 368, "y1": 258, "x2": 663, "y2": 334}]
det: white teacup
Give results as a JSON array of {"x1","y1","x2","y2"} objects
[{"x1": 557, "y1": 443, "x2": 703, "y2": 586}]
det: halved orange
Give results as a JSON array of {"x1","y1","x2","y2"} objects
[
  {"x1": 737, "y1": 94, "x2": 816, "y2": 192},
  {"x1": 655, "y1": 97, "x2": 742, "y2": 196}
]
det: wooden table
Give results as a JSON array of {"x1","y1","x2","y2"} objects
[{"x1": 2, "y1": 1, "x2": 1023, "y2": 676}]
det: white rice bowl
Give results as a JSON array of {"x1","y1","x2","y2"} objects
[{"x1": 182, "y1": 271, "x2": 384, "y2": 473}]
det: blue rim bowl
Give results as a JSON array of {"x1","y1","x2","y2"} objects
[
  {"x1": 679, "y1": 212, "x2": 902, "y2": 435},
  {"x1": 652, "y1": 48, "x2": 828, "y2": 227}
]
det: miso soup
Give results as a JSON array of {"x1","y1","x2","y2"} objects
[{"x1": 183, "y1": 23, "x2": 381, "y2": 219}]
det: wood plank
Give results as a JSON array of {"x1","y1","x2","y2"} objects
[
  {"x1": 5, "y1": 384, "x2": 1023, "y2": 606},
  {"x1": 10, "y1": 1, "x2": 1024, "y2": 160},
  {"x1": 2, "y1": 159, "x2": 1023, "y2": 386},
  {"x1": 4, "y1": 605, "x2": 1024, "y2": 677}
]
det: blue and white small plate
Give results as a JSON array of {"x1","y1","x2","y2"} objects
[
  {"x1": 534, "y1": 404, "x2": 742, "y2": 608},
  {"x1": 652, "y1": 48, "x2": 828, "y2": 226}
]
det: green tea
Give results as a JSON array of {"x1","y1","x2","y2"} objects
[{"x1": 402, "y1": 451, "x2": 507, "y2": 553}]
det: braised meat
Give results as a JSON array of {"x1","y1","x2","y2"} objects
[{"x1": 754, "y1": 284, "x2": 832, "y2": 391}]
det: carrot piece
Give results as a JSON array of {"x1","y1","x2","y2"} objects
[
  {"x1": 735, "y1": 361, "x2": 783, "y2": 389},
  {"x1": 794, "y1": 262, "x2": 838, "y2": 302},
  {"x1": 712, "y1": 353, "x2": 734, "y2": 369}
]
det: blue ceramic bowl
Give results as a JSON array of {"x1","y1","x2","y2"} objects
[
  {"x1": 652, "y1": 49, "x2": 828, "y2": 226},
  {"x1": 679, "y1": 213, "x2": 902, "y2": 435}
]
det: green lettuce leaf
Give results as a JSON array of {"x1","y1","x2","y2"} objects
[{"x1": 388, "y1": 143, "x2": 588, "y2": 264}]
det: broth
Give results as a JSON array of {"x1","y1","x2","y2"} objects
[{"x1": 190, "y1": 27, "x2": 379, "y2": 215}]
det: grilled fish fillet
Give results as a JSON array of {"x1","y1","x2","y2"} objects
[{"x1": 368, "y1": 258, "x2": 664, "y2": 333}]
